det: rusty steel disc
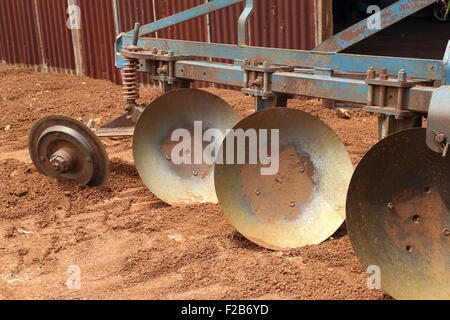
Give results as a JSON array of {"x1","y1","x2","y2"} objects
[
  {"x1": 214, "y1": 108, "x2": 354, "y2": 250},
  {"x1": 346, "y1": 128, "x2": 449, "y2": 300},
  {"x1": 133, "y1": 88, "x2": 241, "y2": 205},
  {"x1": 29, "y1": 115, "x2": 109, "y2": 186}
]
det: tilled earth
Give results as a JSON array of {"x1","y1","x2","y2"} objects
[{"x1": 0, "y1": 63, "x2": 389, "y2": 300}]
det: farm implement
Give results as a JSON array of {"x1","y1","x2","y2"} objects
[{"x1": 29, "y1": 0, "x2": 449, "y2": 299}]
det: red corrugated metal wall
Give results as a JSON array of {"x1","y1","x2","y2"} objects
[
  {"x1": 36, "y1": 0, "x2": 76, "y2": 72},
  {"x1": 78, "y1": 0, "x2": 121, "y2": 83},
  {"x1": 0, "y1": 0, "x2": 317, "y2": 87},
  {"x1": 0, "y1": 0, "x2": 42, "y2": 66}
]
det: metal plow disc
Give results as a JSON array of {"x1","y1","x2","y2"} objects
[
  {"x1": 214, "y1": 108, "x2": 354, "y2": 250},
  {"x1": 133, "y1": 88, "x2": 241, "y2": 205},
  {"x1": 346, "y1": 128, "x2": 449, "y2": 300},
  {"x1": 29, "y1": 115, "x2": 109, "y2": 186}
]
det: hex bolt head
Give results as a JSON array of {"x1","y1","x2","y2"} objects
[
  {"x1": 49, "y1": 154, "x2": 70, "y2": 173},
  {"x1": 435, "y1": 133, "x2": 446, "y2": 144},
  {"x1": 398, "y1": 69, "x2": 407, "y2": 82},
  {"x1": 255, "y1": 189, "x2": 261, "y2": 196},
  {"x1": 290, "y1": 201, "x2": 295, "y2": 207},
  {"x1": 443, "y1": 228, "x2": 450, "y2": 237}
]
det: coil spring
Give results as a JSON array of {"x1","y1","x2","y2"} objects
[{"x1": 122, "y1": 57, "x2": 139, "y2": 102}]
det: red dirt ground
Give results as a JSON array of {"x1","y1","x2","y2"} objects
[{"x1": 0, "y1": 63, "x2": 390, "y2": 300}]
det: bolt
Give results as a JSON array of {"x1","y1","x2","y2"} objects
[
  {"x1": 435, "y1": 133, "x2": 446, "y2": 144},
  {"x1": 165, "y1": 154, "x2": 171, "y2": 160},
  {"x1": 406, "y1": 245, "x2": 413, "y2": 253},
  {"x1": 366, "y1": 67, "x2": 376, "y2": 80},
  {"x1": 379, "y1": 68, "x2": 389, "y2": 81},
  {"x1": 290, "y1": 201, "x2": 295, "y2": 207},
  {"x1": 299, "y1": 166, "x2": 305, "y2": 173},
  {"x1": 387, "y1": 202, "x2": 394, "y2": 211},
  {"x1": 49, "y1": 154, "x2": 70, "y2": 173},
  {"x1": 443, "y1": 228, "x2": 450, "y2": 236},
  {"x1": 255, "y1": 189, "x2": 261, "y2": 196},
  {"x1": 192, "y1": 170, "x2": 198, "y2": 177},
  {"x1": 398, "y1": 69, "x2": 407, "y2": 82}
]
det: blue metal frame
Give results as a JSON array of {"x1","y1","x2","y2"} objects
[{"x1": 114, "y1": 0, "x2": 449, "y2": 135}]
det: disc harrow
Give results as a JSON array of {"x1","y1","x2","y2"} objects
[{"x1": 29, "y1": 0, "x2": 449, "y2": 299}]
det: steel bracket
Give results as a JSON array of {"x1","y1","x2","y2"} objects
[
  {"x1": 241, "y1": 59, "x2": 292, "y2": 100},
  {"x1": 364, "y1": 67, "x2": 426, "y2": 120}
]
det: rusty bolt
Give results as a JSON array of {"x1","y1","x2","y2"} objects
[
  {"x1": 49, "y1": 154, "x2": 70, "y2": 173},
  {"x1": 255, "y1": 189, "x2": 261, "y2": 196},
  {"x1": 192, "y1": 170, "x2": 198, "y2": 177},
  {"x1": 157, "y1": 65, "x2": 168, "y2": 75},
  {"x1": 435, "y1": 133, "x2": 446, "y2": 144},
  {"x1": 290, "y1": 201, "x2": 295, "y2": 207},
  {"x1": 165, "y1": 154, "x2": 171, "y2": 160},
  {"x1": 443, "y1": 228, "x2": 450, "y2": 236},
  {"x1": 299, "y1": 166, "x2": 305, "y2": 173},
  {"x1": 387, "y1": 202, "x2": 394, "y2": 211},
  {"x1": 379, "y1": 68, "x2": 389, "y2": 81},
  {"x1": 412, "y1": 215, "x2": 422, "y2": 224},
  {"x1": 366, "y1": 67, "x2": 376, "y2": 80}
]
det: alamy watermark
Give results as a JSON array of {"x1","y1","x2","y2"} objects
[
  {"x1": 367, "y1": 5, "x2": 381, "y2": 30},
  {"x1": 67, "y1": 5, "x2": 81, "y2": 30},
  {"x1": 66, "y1": 265, "x2": 81, "y2": 290},
  {"x1": 366, "y1": 265, "x2": 381, "y2": 290},
  {"x1": 170, "y1": 121, "x2": 280, "y2": 176}
]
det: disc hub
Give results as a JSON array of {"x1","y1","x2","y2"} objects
[{"x1": 49, "y1": 148, "x2": 73, "y2": 174}]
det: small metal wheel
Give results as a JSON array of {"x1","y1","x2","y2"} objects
[{"x1": 29, "y1": 115, "x2": 109, "y2": 186}]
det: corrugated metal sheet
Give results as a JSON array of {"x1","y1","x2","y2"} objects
[
  {"x1": 78, "y1": 0, "x2": 121, "y2": 83},
  {"x1": 36, "y1": 0, "x2": 76, "y2": 72},
  {"x1": 250, "y1": 0, "x2": 315, "y2": 49},
  {"x1": 0, "y1": 0, "x2": 42, "y2": 66},
  {"x1": 0, "y1": 0, "x2": 317, "y2": 88}
]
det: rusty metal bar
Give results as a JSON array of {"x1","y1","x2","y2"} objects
[{"x1": 313, "y1": 0, "x2": 436, "y2": 52}]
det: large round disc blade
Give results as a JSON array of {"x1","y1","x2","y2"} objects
[
  {"x1": 346, "y1": 128, "x2": 449, "y2": 300},
  {"x1": 214, "y1": 108, "x2": 354, "y2": 250},
  {"x1": 133, "y1": 89, "x2": 241, "y2": 205}
]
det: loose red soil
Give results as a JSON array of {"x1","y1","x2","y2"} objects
[{"x1": 0, "y1": 63, "x2": 389, "y2": 300}]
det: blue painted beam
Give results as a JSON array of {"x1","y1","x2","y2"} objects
[
  {"x1": 172, "y1": 59, "x2": 435, "y2": 112},
  {"x1": 127, "y1": 0, "x2": 244, "y2": 37},
  {"x1": 116, "y1": 35, "x2": 443, "y2": 81},
  {"x1": 314, "y1": 0, "x2": 436, "y2": 52}
]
